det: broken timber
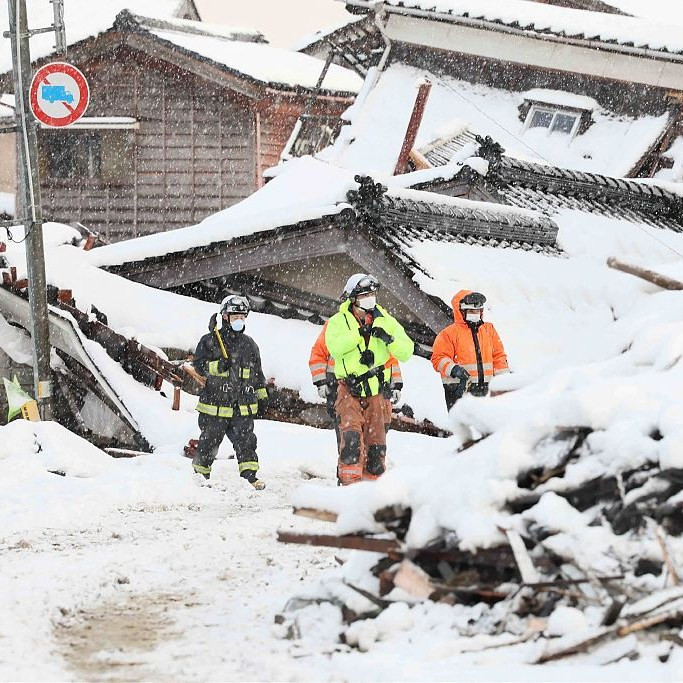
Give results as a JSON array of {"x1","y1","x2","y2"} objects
[{"x1": 607, "y1": 257, "x2": 683, "y2": 290}]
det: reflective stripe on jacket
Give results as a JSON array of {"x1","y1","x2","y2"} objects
[
  {"x1": 309, "y1": 320, "x2": 403, "y2": 385},
  {"x1": 325, "y1": 300, "x2": 413, "y2": 397},
  {"x1": 431, "y1": 289, "x2": 508, "y2": 386},
  {"x1": 192, "y1": 322, "x2": 267, "y2": 418}
]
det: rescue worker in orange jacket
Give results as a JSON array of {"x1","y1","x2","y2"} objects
[
  {"x1": 309, "y1": 321, "x2": 403, "y2": 451},
  {"x1": 431, "y1": 290, "x2": 509, "y2": 411}
]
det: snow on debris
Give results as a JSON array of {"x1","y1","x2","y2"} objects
[
  {"x1": 0, "y1": 1, "x2": 187, "y2": 74},
  {"x1": 148, "y1": 28, "x2": 363, "y2": 93},
  {"x1": 2, "y1": 219, "x2": 450, "y2": 434},
  {"x1": 284, "y1": 222, "x2": 683, "y2": 668},
  {"x1": 322, "y1": 63, "x2": 668, "y2": 177},
  {"x1": 381, "y1": 0, "x2": 683, "y2": 55}
]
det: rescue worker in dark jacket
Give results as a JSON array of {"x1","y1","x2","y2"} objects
[{"x1": 191, "y1": 295, "x2": 268, "y2": 490}]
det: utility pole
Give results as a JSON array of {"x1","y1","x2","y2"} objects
[{"x1": 4, "y1": 0, "x2": 66, "y2": 419}]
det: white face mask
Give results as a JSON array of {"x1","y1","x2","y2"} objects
[
  {"x1": 230, "y1": 319, "x2": 245, "y2": 332},
  {"x1": 465, "y1": 311, "x2": 482, "y2": 323},
  {"x1": 356, "y1": 295, "x2": 376, "y2": 311}
]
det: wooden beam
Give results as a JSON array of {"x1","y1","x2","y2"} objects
[
  {"x1": 118, "y1": 222, "x2": 348, "y2": 288},
  {"x1": 277, "y1": 530, "x2": 402, "y2": 553},
  {"x1": 409, "y1": 148, "x2": 433, "y2": 170},
  {"x1": 607, "y1": 257, "x2": 683, "y2": 290},
  {"x1": 345, "y1": 230, "x2": 452, "y2": 332},
  {"x1": 394, "y1": 80, "x2": 432, "y2": 175},
  {"x1": 293, "y1": 507, "x2": 339, "y2": 523}
]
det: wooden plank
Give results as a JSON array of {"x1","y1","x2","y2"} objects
[
  {"x1": 277, "y1": 530, "x2": 401, "y2": 553},
  {"x1": 505, "y1": 529, "x2": 540, "y2": 584},
  {"x1": 293, "y1": 507, "x2": 339, "y2": 523},
  {"x1": 607, "y1": 257, "x2": 683, "y2": 290}
]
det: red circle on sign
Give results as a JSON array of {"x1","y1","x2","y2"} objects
[{"x1": 29, "y1": 62, "x2": 89, "y2": 128}]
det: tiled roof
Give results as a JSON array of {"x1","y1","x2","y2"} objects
[
  {"x1": 497, "y1": 158, "x2": 683, "y2": 230},
  {"x1": 411, "y1": 137, "x2": 683, "y2": 231}
]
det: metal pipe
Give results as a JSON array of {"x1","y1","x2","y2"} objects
[{"x1": 50, "y1": 0, "x2": 67, "y2": 55}]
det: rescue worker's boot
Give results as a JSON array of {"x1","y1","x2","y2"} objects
[
  {"x1": 192, "y1": 462, "x2": 211, "y2": 483},
  {"x1": 241, "y1": 469, "x2": 266, "y2": 490}
]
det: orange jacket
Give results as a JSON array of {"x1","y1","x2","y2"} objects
[
  {"x1": 431, "y1": 290, "x2": 508, "y2": 385},
  {"x1": 309, "y1": 321, "x2": 402, "y2": 385}
]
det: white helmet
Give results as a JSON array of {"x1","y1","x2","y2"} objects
[{"x1": 341, "y1": 273, "x2": 380, "y2": 300}]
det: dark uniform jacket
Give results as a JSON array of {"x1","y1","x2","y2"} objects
[{"x1": 192, "y1": 320, "x2": 268, "y2": 418}]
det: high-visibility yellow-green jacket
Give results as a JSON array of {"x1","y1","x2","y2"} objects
[{"x1": 325, "y1": 300, "x2": 413, "y2": 397}]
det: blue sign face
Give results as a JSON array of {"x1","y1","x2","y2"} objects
[{"x1": 41, "y1": 85, "x2": 74, "y2": 104}]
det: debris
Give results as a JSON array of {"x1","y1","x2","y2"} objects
[{"x1": 278, "y1": 423, "x2": 683, "y2": 664}]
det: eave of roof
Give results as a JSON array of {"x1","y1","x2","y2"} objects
[{"x1": 342, "y1": 0, "x2": 683, "y2": 62}]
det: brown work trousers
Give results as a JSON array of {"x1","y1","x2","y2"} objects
[{"x1": 335, "y1": 381, "x2": 392, "y2": 485}]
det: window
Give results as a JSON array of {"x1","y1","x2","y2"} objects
[
  {"x1": 46, "y1": 131, "x2": 101, "y2": 179},
  {"x1": 40, "y1": 129, "x2": 134, "y2": 184},
  {"x1": 524, "y1": 106, "x2": 580, "y2": 138}
]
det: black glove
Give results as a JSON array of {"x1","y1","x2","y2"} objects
[
  {"x1": 450, "y1": 364, "x2": 470, "y2": 384},
  {"x1": 359, "y1": 349, "x2": 375, "y2": 366},
  {"x1": 371, "y1": 326, "x2": 394, "y2": 345},
  {"x1": 359, "y1": 323, "x2": 373, "y2": 336},
  {"x1": 217, "y1": 358, "x2": 230, "y2": 373}
]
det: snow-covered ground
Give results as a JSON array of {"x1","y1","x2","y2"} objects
[{"x1": 0, "y1": 418, "x2": 462, "y2": 681}]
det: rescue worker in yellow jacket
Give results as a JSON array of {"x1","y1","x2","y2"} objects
[
  {"x1": 431, "y1": 289, "x2": 509, "y2": 411},
  {"x1": 309, "y1": 321, "x2": 404, "y2": 450},
  {"x1": 191, "y1": 295, "x2": 268, "y2": 489},
  {"x1": 325, "y1": 274, "x2": 413, "y2": 485}
]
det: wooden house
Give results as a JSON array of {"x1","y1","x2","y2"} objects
[{"x1": 0, "y1": 10, "x2": 360, "y2": 241}]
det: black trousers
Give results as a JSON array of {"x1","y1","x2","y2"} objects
[{"x1": 193, "y1": 413, "x2": 258, "y2": 477}]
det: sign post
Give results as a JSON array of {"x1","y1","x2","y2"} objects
[{"x1": 4, "y1": 0, "x2": 74, "y2": 419}]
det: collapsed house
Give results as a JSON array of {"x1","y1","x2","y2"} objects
[
  {"x1": 322, "y1": 0, "x2": 683, "y2": 180},
  {"x1": 274, "y1": 266, "x2": 683, "y2": 664}
]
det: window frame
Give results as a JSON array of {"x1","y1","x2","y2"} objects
[
  {"x1": 522, "y1": 105, "x2": 582, "y2": 140},
  {"x1": 39, "y1": 125, "x2": 136, "y2": 188}
]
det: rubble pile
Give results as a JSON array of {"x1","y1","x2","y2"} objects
[{"x1": 278, "y1": 426, "x2": 683, "y2": 664}]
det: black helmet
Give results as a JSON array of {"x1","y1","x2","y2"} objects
[
  {"x1": 220, "y1": 294, "x2": 250, "y2": 316},
  {"x1": 459, "y1": 291, "x2": 486, "y2": 310},
  {"x1": 341, "y1": 273, "x2": 380, "y2": 300}
]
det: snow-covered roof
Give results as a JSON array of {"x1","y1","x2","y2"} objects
[
  {"x1": 146, "y1": 26, "x2": 362, "y2": 94},
  {"x1": 522, "y1": 88, "x2": 600, "y2": 112},
  {"x1": 322, "y1": 63, "x2": 669, "y2": 177},
  {"x1": 365, "y1": 0, "x2": 683, "y2": 56},
  {"x1": 0, "y1": 1, "x2": 198, "y2": 74},
  {"x1": 600, "y1": 0, "x2": 683, "y2": 23},
  {"x1": 87, "y1": 157, "x2": 551, "y2": 270},
  {"x1": 87, "y1": 159, "x2": 358, "y2": 268}
]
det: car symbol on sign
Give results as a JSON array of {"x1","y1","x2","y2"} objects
[{"x1": 41, "y1": 85, "x2": 74, "y2": 104}]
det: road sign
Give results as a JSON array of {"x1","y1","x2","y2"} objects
[{"x1": 29, "y1": 62, "x2": 89, "y2": 128}]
